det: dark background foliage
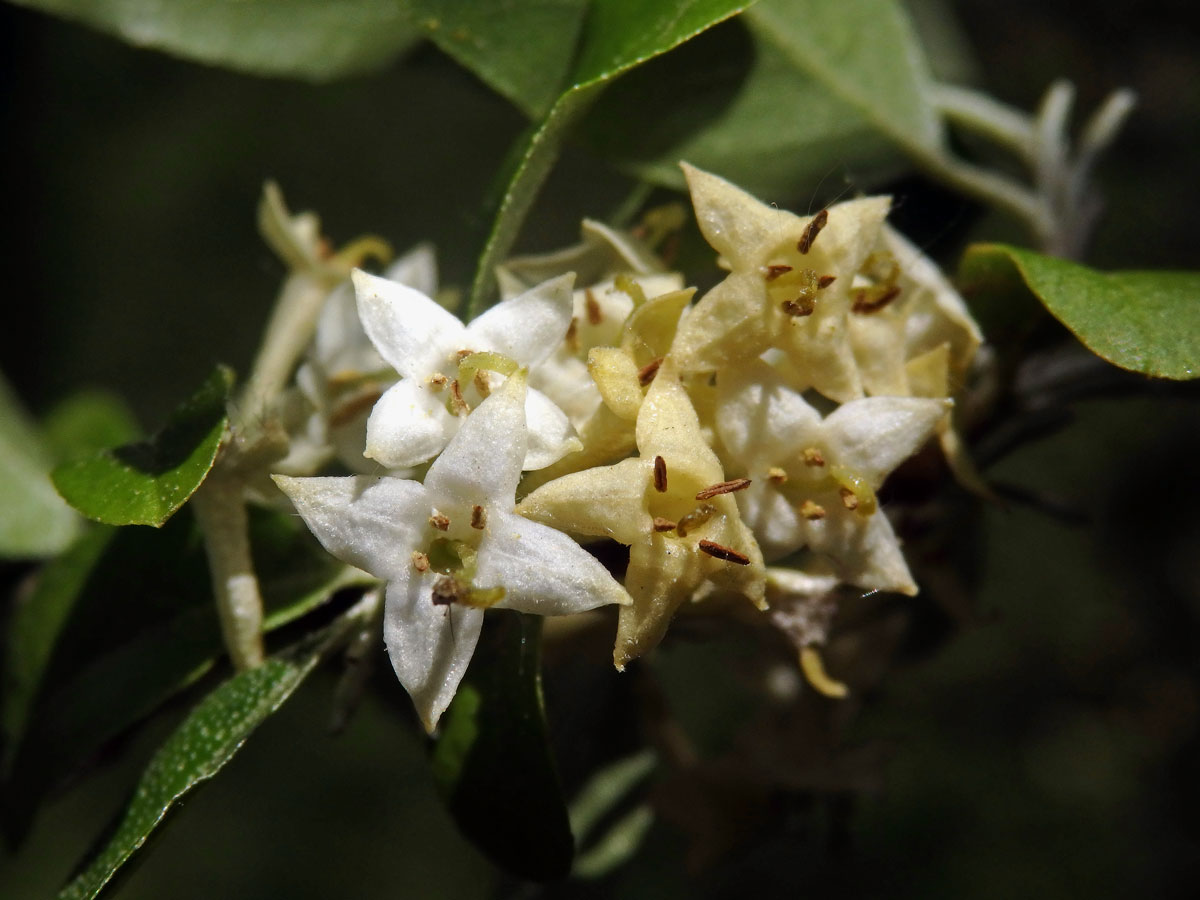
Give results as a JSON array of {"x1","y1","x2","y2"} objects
[{"x1": 1, "y1": 1, "x2": 1198, "y2": 897}]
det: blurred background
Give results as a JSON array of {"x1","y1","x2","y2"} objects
[{"x1": 2, "y1": 0, "x2": 1199, "y2": 897}]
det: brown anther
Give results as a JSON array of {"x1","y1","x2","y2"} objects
[
  {"x1": 473, "y1": 369, "x2": 491, "y2": 398},
  {"x1": 799, "y1": 500, "x2": 826, "y2": 520},
  {"x1": 802, "y1": 447, "x2": 826, "y2": 467},
  {"x1": 565, "y1": 318, "x2": 580, "y2": 353},
  {"x1": 411, "y1": 551, "x2": 430, "y2": 573},
  {"x1": 765, "y1": 264, "x2": 794, "y2": 281},
  {"x1": 637, "y1": 357, "x2": 663, "y2": 386},
  {"x1": 839, "y1": 488, "x2": 860, "y2": 511},
  {"x1": 676, "y1": 503, "x2": 715, "y2": 537},
  {"x1": 585, "y1": 289, "x2": 603, "y2": 325},
  {"x1": 448, "y1": 379, "x2": 470, "y2": 415},
  {"x1": 695, "y1": 478, "x2": 751, "y2": 500},
  {"x1": 781, "y1": 296, "x2": 816, "y2": 317},
  {"x1": 797, "y1": 209, "x2": 828, "y2": 254},
  {"x1": 698, "y1": 539, "x2": 750, "y2": 566},
  {"x1": 329, "y1": 386, "x2": 382, "y2": 428},
  {"x1": 470, "y1": 505, "x2": 487, "y2": 530},
  {"x1": 652, "y1": 516, "x2": 677, "y2": 532},
  {"x1": 428, "y1": 372, "x2": 449, "y2": 390},
  {"x1": 768, "y1": 466, "x2": 789, "y2": 484},
  {"x1": 429, "y1": 513, "x2": 450, "y2": 531},
  {"x1": 852, "y1": 284, "x2": 902, "y2": 314},
  {"x1": 455, "y1": 349, "x2": 473, "y2": 362},
  {"x1": 653, "y1": 455, "x2": 668, "y2": 492},
  {"x1": 817, "y1": 274, "x2": 837, "y2": 289}
]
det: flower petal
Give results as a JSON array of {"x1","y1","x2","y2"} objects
[
  {"x1": 467, "y1": 273, "x2": 575, "y2": 368},
  {"x1": 715, "y1": 359, "x2": 821, "y2": 470},
  {"x1": 523, "y1": 386, "x2": 581, "y2": 470},
  {"x1": 364, "y1": 378, "x2": 458, "y2": 468},
  {"x1": 517, "y1": 456, "x2": 649, "y2": 546},
  {"x1": 384, "y1": 573, "x2": 483, "y2": 732},
  {"x1": 425, "y1": 370, "x2": 528, "y2": 508},
  {"x1": 271, "y1": 474, "x2": 429, "y2": 580},
  {"x1": 353, "y1": 269, "x2": 464, "y2": 379},
  {"x1": 383, "y1": 242, "x2": 438, "y2": 298},
  {"x1": 823, "y1": 396, "x2": 950, "y2": 486},
  {"x1": 801, "y1": 506, "x2": 917, "y2": 595},
  {"x1": 681, "y1": 163, "x2": 800, "y2": 269},
  {"x1": 476, "y1": 510, "x2": 631, "y2": 615}
]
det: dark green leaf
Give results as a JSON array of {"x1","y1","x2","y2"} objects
[
  {"x1": 583, "y1": 20, "x2": 898, "y2": 199},
  {"x1": 0, "y1": 374, "x2": 81, "y2": 558},
  {"x1": 8, "y1": 0, "x2": 423, "y2": 83},
  {"x1": 467, "y1": 0, "x2": 751, "y2": 316},
  {"x1": 56, "y1": 596, "x2": 375, "y2": 900},
  {"x1": 430, "y1": 613, "x2": 573, "y2": 881},
  {"x1": 569, "y1": 750, "x2": 657, "y2": 878},
  {"x1": 747, "y1": 0, "x2": 944, "y2": 159},
  {"x1": 959, "y1": 244, "x2": 1200, "y2": 380},
  {"x1": 52, "y1": 366, "x2": 232, "y2": 527},
  {"x1": 1, "y1": 507, "x2": 366, "y2": 841}
]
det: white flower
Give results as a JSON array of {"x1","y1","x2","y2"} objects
[
  {"x1": 715, "y1": 359, "x2": 948, "y2": 594},
  {"x1": 353, "y1": 269, "x2": 581, "y2": 470},
  {"x1": 274, "y1": 372, "x2": 631, "y2": 730}
]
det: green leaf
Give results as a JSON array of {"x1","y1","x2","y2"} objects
[
  {"x1": 583, "y1": 20, "x2": 898, "y2": 200},
  {"x1": 746, "y1": 0, "x2": 944, "y2": 158},
  {"x1": 51, "y1": 366, "x2": 232, "y2": 527},
  {"x1": 9, "y1": 0, "x2": 423, "y2": 82},
  {"x1": 569, "y1": 749, "x2": 657, "y2": 878},
  {"x1": 959, "y1": 244, "x2": 1200, "y2": 380},
  {"x1": 0, "y1": 373, "x2": 81, "y2": 558},
  {"x1": 430, "y1": 614, "x2": 573, "y2": 882},
  {"x1": 467, "y1": 0, "x2": 751, "y2": 316},
  {"x1": 56, "y1": 595, "x2": 375, "y2": 900},
  {"x1": 41, "y1": 390, "x2": 141, "y2": 461},
  {"x1": 1, "y1": 507, "x2": 366, "y2": 841}
]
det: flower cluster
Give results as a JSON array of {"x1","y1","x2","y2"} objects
[{"x1": 271, "y1": 165, "x2": 982, "y2": 729}]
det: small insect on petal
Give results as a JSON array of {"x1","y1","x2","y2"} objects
[
  {"x1": 698, "y1": 539, "x2": 750, "y2": 565},
  {"x1": 797, "y1": 209, "x2": 828, "y2": 255},
  {"x1": 653, "y1": 455, "x2": 668, "y2": 493},
  {"x1": 695, "y1": 478, "x2": 751, "y2": 500}
]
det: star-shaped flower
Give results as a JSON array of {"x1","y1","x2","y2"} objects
[
  {"x1": 274, "y1": 372, "x2": 631, "y2": 730},
  {"x1": 669, "y1": 164, "x2": 891, "y2": 402},
  {"x1": 715, "y1": 359, "x2": 948, "y2": 594},
  {"x1": 353, "y1": 269, "x2": 581, "y2": 470},
  {"x1": 518, "y1": 362, "x2": 765, "y2": 668}
]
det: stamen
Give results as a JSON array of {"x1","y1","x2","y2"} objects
[
  {"x1": 802, "y1": 447, "x2": 826, "y2": 467},
  {"x1": 428, "y1": 372, "x2": 448, "y2": 391},
  {"x1": 817, "y1": 274, "x2": 837, "y2": 289},
  {"x1": 839, "y1": 488, "x2": 859, "y2": 511},
  {"x1": 768, "y1": 466, "x2": 789, "y2": 484},
  {"x1": 614, "y1": 274, "x2": 648, "y2": 305},
  {"x1": 652, "y1": 516, "x2": 677, "y2": 532},
  {"x1": 429, "y1": 513, "x2": 450, "y2": 531},
  {"x1": 698, "y1": 539, "x2": 750, "y2": 565},
  {"x1": 585, "y1": 289, "x2": 603, "y2": 325},
  {"x1": 565, "y1": 318, "x2": 580, "y2": 353},
  {"x1": 781, "y1": 295, "x2": 816, "y2": 317},
  {"x1": 473, "y1": 369, "x2": 491, "y2": 398},
  {"x1": 431, "y1": 575, "x2": 467, "y2": 607},
  {"x1": 800, "y1": 646, "x2": 849, "y2": 699},
  {"x1": 695, "y1": 478, "x2": 751, "y2": 500},
  {"x1": 799, "y1": 500, "x2": 826, "y2": 520},
  {"x1": 797, "y1": 209, "x2": 828, "y2": 254},
  {"x1": 676, "y1": 503, "x2": 716, "y2": 537},
  {"x1": 852, "y1": 284, "x2": 902, "y2": 314},
  {"x1": 653, "y1": 455, "x2": 668, "y2": 492},
  {"x1": 412, "y1": 551, "x2": 430, "y2": 573},
  {"x1": 764, "y1": 264, "x2": 793, "y2": 281},
  {"x1": 637, "y1": 356, "x2": 663, "y2": 386},
  {"x1": 447, "y1": 379, "x2": 470, "y2": 416},
  {"x1": 470, "y1": 505, "x2": 487, "y2": 530},
  {"x1": 455, "y1": 349, "x2": 473, "y2": 362}
]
